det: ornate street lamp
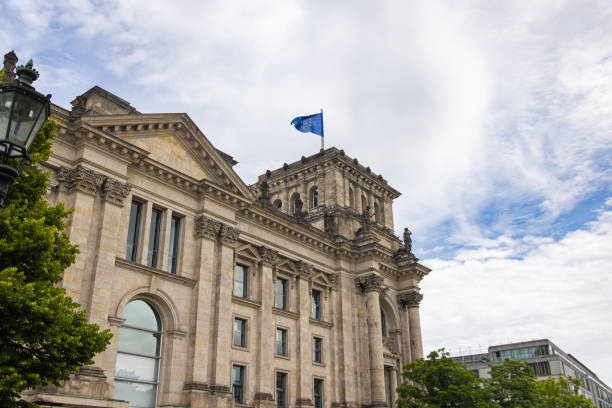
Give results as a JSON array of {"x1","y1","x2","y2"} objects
[{"x1": 0, "y1": 59, "x2": 51, "y2": 211}]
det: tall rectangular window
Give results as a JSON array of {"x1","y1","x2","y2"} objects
[
  {"x1": 126, "y1": 201, "x2": 142, "y2": 261},
  {"x1": 234, "y1": 264, "x2": 248, "y2": 298},
  {"x1": 275, "y1": 278, "x2": 287, "y2": 309},
  {"x1": 233, "y1": 317, "x2": 246, "y2": 347},
  {"x1": 276, "y1": 372, "x2": 287, "y2": 408},
  {"x1": 232, "y1": 365, "x2": 244, "y2": 403},
  {"x1": 312, "y1": 289, "x2": 321, "y2": 320},
  {"x1": 147, "y1": 209, "x2": 162, "y2": 268},
  {"x1": 276, "y1": 328, "x2": 287, "y2": 356},
  {"x1": 313, "y1": 337, "x2": 322, "y2": 363},
  {"x1": 167, "y1": 215, "x2": 180, "y2": 274},
  {"x1": 314, "y1": 378, "x2": 323, "y2": 408}
]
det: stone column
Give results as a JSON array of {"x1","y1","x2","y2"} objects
[
  {"x1": 389, "y1": 366, "x2": 398, "y2": 407},
  {"x1": 357, "y1": 274, "x2": 387, "y2": 407},
  {"x1": 400, "y1": 291, "x2": 424, "y2": 361},
  {"x1": 254, "y1": 246, "x2": 278, "y2": 408},
  {"x1": 210, "y1": 223, "x2": 240, "y2": 396},
  {"x1": 396, "y1": 294, "x2": 413, "y2": 367},
  {"x1": 335, "y1": 273, "x2": 358, "y2": 407},
  {"x1": 296, "y1": 261, "x2": 314, "y2": 407},
  {"x1": 183, "y1": 216, "x2": 221, "y2": 404}
]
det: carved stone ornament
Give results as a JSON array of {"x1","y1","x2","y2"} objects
[
  {"x1": 71, "y1": 95, "x2": 88, "y2": 119},
  {"x1": 258, "y1": 246, "x2": 279, "y2": 266},
  {"x1": 2, "y1": 50, "x2": 18, "y2": 83},
  {"x1": 101, "y1": 177, "x2": 132, "y2": 206},
  {"x1": 383, "y1": 336, "x2": 400, "y2": 355},
  {"x1": 403, "y1": 227, "x2": 413, "y2": 253},
  {"x1": 56, "y1": 165, "x2": 105, "y2": 195},
  {"x1": 355, "y1": 273, "x2": 384, "y2": 293},
  {"x1": 258, "y1": 180, "x2": 270, "y2": 202},
  {"x1": 397, "y1": 291, "x2": 423, "y2": 308},
  {"x1": 297, "y1": 260, "x2": 313, "y2": 280},
  {"x1": 194, "y1": 215, "x2": 222, "y2": 240},
  {"x1": 328, "y1": 273, "x2": 339, "y2": 290},
  {"x1": 219, "y1": 224, "x2": 240, "y2": 246}
]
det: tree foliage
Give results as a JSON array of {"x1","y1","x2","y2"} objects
[
  {"x1": 0, "y1": 119, "x2": 112, "y2": 407},
  {"x1": 397, "y1": 350, "x2": 596, "y2": 408}
]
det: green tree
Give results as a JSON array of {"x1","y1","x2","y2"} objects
[
  {"x1": 485, "y1": 359, "x2": 540, "y2": 408},
  {"x1": 536, "y1": 377, "x2": 596, "y2": 408},
  {"x1": 0, "y1": 118, "x2": 112, "y2": 407},
  {"x1": 397, "y1": 349, "x2": 489, "y2": 408}
]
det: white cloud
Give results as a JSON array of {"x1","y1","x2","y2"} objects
[{"x1": 421, "y1": 203, "x2": 612, "y2": 384}]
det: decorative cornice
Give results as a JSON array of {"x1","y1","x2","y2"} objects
[
  {"x1": 355, "y1": 274, "x2": 385, "y2": 294},
  {"x1": 272, "y1": 307, "x2": 299, "y2": 320},
  {"x1": 258, "y1": 246, "x2": 279, "y2": 266},
  {"x1": 397, "y1": 291, "x2": 423, "y2": 308},
  {"x1": 219, "y1": 224, "x2": 240, "y2": 247},
  {"x1": 56, "y1": 165, "x2": 105, "y2": 195},
  {"x1": 297, "y1": 261, "x2": 313, "y2": 281},
  {"x1": 195, "y1": 215, "x2": 222, "y2": 240},
  {"x1": 231, "y1": 296, "x2": 261, "y2": 310},
  {"x1": 309, "y1": 318, "x2": 333, "y2": 329},
  {"x1": 101, "y1": 177, "x2": 131, "y2": 206}
]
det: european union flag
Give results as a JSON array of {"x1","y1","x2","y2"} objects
[{"x1": 290, "y1": 113, "x2": 324, "y2": 137}]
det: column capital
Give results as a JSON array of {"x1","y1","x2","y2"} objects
[
  {"x1": 297, "y1": 260, "x2": 313, "y2": 281},
  {"x1": 194, "y1": 215, "x2": 222, "y2": 240},
  {"x1": 56, "y1": 165, "x2": 105, "y2": 195},
  {"x1": 258, "y1": 246, "x2": 279, "y2": 266},
  {"x1": 101, "y1": 177, "x2": 132, "y2": 206},
  {"x1": 397, "y1": 291, "x2": 423, "y2": 308},
  {"x1": 219, "y1": 224, "x2": 240, "y2": 247},
  {"x1": 355, "y1": 274, "x2": 384, "y2": 293}
]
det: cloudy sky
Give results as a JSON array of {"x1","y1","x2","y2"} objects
[{"x1": 2, "y1": 0, "x2": 611, "y2": 385}]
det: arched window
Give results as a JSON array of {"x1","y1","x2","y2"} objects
[
  {"x1": 114, "y1": 300, "x2": 162, "y2": 408},
  {"x1": 273, "y1": 199, "x2": 282, "y2": 210},
  {"x1": 311, "y1": 186, "x2": 319, "y2": 208},
  {"x1": 381, "y1": 309, "x2": 387, "y2": 337},
  {"x1": 361, "y1": 195, "x2": 368, "y2": 213},
  {"x1": 349, "y1": 187, "x2": 355, "y2": 209},
  {"x1": 374, "y1": 203, "x2": 380, "y2": 223},
  {"x1": 290, "y1": 193, "x2": 301, "y2": 215}
]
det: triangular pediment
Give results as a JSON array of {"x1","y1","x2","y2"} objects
[
  {"x1": 312, "y1": 272, "x2": 331, "y2": 288},
  {"x1": 81, "y1": 113, "x2": 253, "y2": 198},
  {"x1": 276, "y1": 259, "x2": 298, "y2": 275},
  {"x1": 236, "y1": 244, "x2": 261, "y2": 262}
]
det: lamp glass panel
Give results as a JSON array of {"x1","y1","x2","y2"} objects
[
  {"x1": 8, "y1": 92, "x2": 45, "y2": 148},
  {"x1": 0, "y1": 90, "x2": 15, "y2": 141}
]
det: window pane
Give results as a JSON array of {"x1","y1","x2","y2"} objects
[
  {"x1": 115, "y1": 353, "x2": 158, "y2": 382},
  {"x1": 126, "y1": 202, "x2": 141, "y2": 261},
  {"x1": 313, "y1": 338, "x2": 322, "y2": 363},
  {"x1": 276, "y1": 373, "x2": 286, "y2": 408},
  {"x1": 276, "y1": 278, "x2": 286, "y2": 309},
  {"x1": 314, "y1": 379, "x2": 323, "y2": 408},
  {"x1": 121, "y1": 300, "x2": 160, "y2": 331},
  {"x1": 234, "y1": 318, "x2": 245, "y2": 347},
  {"x1": 232, "y1": 365, "x2": 244, "y2": 403},
  {"x1": 312, "y1": 290, "x2": 321, "y2": 320},
  {"x1": 147, "y1": 209, "x2": 162, "y2": 268},
  {"x1": 167, "y1": 216, "x2": 180, "y2": 274},
  {"x1": 114, "y1": 380, "x2": 156, "y2": 408},
  {"x1": 234, "y1": 264, "x2": 247, "y2": 298},
  {"x1": 276, "y1": 329, "x2": 286, "y2": 355},
  {"x1": 118, "y1": 327, "x2": 160, "y2": 357}
]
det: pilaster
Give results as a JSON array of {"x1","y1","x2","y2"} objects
[{"x1": 296, "y1": 261, "x2": 314, "y2": 406}]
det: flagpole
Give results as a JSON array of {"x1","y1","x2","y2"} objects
[{"x1": 320, "y1": 108, "x2": 324, "y2": 151}]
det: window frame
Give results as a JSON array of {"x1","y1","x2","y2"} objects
[
  {"x1": 167, "y1": 214, "x2": 181, "y2": 274},
  {"x1": 146, "y1": 208, "x2": 162, "y2": 268},
  {"x1": 311, "y1": 186, "x2": 319, "y2": 208},
  {"x1": 232, "y1": 364, "x2": 246, "y2": 404},
  {"x1": 126, "y1": 200, "x2": 142, "y2": 261},
  {"x1": 233, "y1": 316, "x2": 248, "y2": 349},
  {"x1": 313, "y1": 337, "x2": 323, "y2": 364},
  {"x1": 311, "y1": 289, "x2": 322, "y2": 320},
  {"x1": 275, "y1": 326, "x2": 288, "y2": 357},
  {"x1": 313, "y1": 377, "x2": 324, "y2": 408},
  {"x1": 275, "y1": 277, "x2": 288, "y2": 310},
  {"x1": 275, "y1": 371, "x2": 288, "y2": 408},
  {"x1": 234, "y1": 263, "x2": 249, "y2": 298}
]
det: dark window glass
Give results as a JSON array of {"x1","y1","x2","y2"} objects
[
  {"x1": 232, "y1": 365, "x2": 244, "y2": 403},
  {"x1": 381, "y1": 310, "x2": 387, "y2": 337},
  {"x1": 147, "y1": 209, "x2": 162, "y2": 268},
  {"x1": 314, "y1": 378, "x2": 323, "y2": 408},
  {"x1": 274, "y1": 199, "x2": 282, "y2": 209},
  {"x1": 313, "y1": 337, "x2": 322, "y2": 363},
  {"x1": 234, "y1": 264, "x2": 248, "y2": 298},
  {"x1": 233, "y1": 318, "x2": 246, "y2": 347},
  {"x1": 126, "y1": 201, "x2": 142, "y2": 261},
  {"x1": 276, "y1": 372, "x2": 286, "y2": 408},
  {"x1": 311, "y1": 186, "x2": 319, "y2": 208},
  {"x1": 312, "y1": 289, "x2": 321, "y2": 320},
  {"x1": 114, "y1": 300, "x2": 161, "y2": 408},
  {"x1": 276, "y1": 328, "x2": 287, "y2": 356},
  {"x1": 276, "y1": 278, "x2": 287, "y2": 310},
  {"x1": 167, "y1": 216, "x2": 180, "y2": 274}
]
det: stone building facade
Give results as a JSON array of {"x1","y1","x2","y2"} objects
[{"x1": 24, "y1": 86, "x2": 431, "y2": 408}]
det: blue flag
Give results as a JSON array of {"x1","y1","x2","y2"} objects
[{"x1": 290, "y1": 113, "x2": 324, "y2": 136}]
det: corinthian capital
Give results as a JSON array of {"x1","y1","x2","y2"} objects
[
  {"x1": 258, "y1": 246, "x2": 279, "y2": 266},
  {"x1": 101, "y1": 177, "x2": 132, "y2": 206},
  {"x1": 355, "y1": 274, "x2": 384, "y2": 293},
  {"x1": 56, "y1": 165, "x2": 105, "y2": 195},
  {"x1": 296, "y1": 261, "x2": 313, "y2": 281},
  {"x1": 397, "y1": 291, "x2": 423, "y2": 308},
  {"x1": 195, "y1": 215, "x2": 222, "y2": 240},
  {"x1": 219, "y1": 224, "x2": 240, "y2": 247}
]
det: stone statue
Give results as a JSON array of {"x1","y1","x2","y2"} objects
[
  {"x1": 258, "y1": 181, "x2": 270, "y2": 202},
  {"x1": 2, "y1": 50, "x2": 18, "y2": 83},
  {"x1": 403, "y1": 227, "x2": 412, "y2": 252}
]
